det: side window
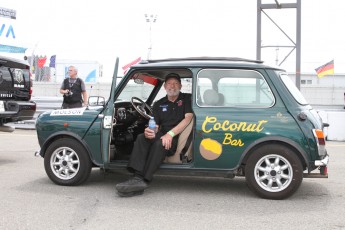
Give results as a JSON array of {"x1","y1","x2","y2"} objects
[{"x1": 197, "y1": 69, "x2": 275, "y2": 107}]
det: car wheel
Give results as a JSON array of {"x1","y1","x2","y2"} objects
[
  {"x1": 245, "y1": 144, "x2": 303, "y2": 200},
  {"x1": 44, "y1": 138, "x2": 92, "y2": 186}
]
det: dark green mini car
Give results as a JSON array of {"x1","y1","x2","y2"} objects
[{"x1": 35, "y1": 57, "x2": 329, "y2": 199}]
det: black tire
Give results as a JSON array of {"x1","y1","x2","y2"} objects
[
  {"x1": 245, "y1": 144, "x2": 303, "y2": 200},
  {"x1": 44, "y1": 138, "x2": 92, "y2": 186}
]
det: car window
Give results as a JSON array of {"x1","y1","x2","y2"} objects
[
  {"x1": 279, "y1": 72, "x2": 308, "y2": 105},
  {"x1": 197, "y1": 69, "x2": 275, "y2": 107}
]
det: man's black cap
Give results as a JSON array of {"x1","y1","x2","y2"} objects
[{"x1": 165, "y1": 73, "x2": 181, "y2": 83}]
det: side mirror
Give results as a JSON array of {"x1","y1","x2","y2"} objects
[
  {"x1": 323, "y1": 123, "x2": 329, "y2": 128},
  {"x1": 89, "y1": 96, "x2": 105, "y2": 106}
]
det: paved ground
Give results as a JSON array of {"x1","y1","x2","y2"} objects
[{"x1": 0, "y1": 129, "x2": 344, "y2": 229}]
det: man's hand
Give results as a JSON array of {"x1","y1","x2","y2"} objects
[
  {"x1": 161, "y1": 133, "x2": 173, "y2": 150},
  {"x1": 60, "y1": 89, "x2": 69, "y2": 95},
  {"x1": 144, "y1": 127, "x2": 156, "y2": 139}
]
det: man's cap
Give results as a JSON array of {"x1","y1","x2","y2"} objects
[{"x1": 165, "y1": 73, "x2": 181, "y2": 83}]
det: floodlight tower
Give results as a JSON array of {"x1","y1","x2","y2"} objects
[{"x1": 145, "y1": 14, "x2": 157, "y2": 60}]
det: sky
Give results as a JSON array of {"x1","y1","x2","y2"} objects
[{"x1": 1, "y1": 0, "x2": 344, "y2": 81}]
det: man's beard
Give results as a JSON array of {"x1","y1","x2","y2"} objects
[{"x1": 166, "y1": 89, "x2": 180, "y2": 97}]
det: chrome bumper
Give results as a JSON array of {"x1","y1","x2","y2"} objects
[
  {"x1": 34, "y1": 150, "x2": 41, "y2": 157},
  {"x1": 315, "y1": 154, "x2": 329, "y2": 166}
]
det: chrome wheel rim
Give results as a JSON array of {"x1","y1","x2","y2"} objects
[
  {"x1": 50, "y1": 147, "x2": 80, "y2": 180},
  {"x1": 254, "y1": 154, "x2": 293, "y2": 192}
]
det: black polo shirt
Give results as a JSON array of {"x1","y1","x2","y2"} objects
[{"x1": 153, "y1": 92, "x2": 192, "y2": 134}]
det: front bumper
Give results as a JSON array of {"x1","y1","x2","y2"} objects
[{"x1": 34, "y1": 150, "x2": 42, "y2": 157}]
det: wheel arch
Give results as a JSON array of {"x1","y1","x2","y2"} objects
[
  {"x1": 239, "y1": 136, "x2": 309, "y2": 170},
  {"x1": 40, "y1": 131, "x2": 101, "y2": 167}
]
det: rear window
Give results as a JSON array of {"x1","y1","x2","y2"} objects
[{"x1": 279, "y1": 72, "x2": 308, "y2": 105}]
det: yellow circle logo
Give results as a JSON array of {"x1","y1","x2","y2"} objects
[{"x1": 199, "y1": 138, "x2": 223, "y2": 160}]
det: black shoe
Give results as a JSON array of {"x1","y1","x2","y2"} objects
[
  {"x1": 115, "y1": 176, "x2": 148, "y2": 193},
  {"x1": 117, "y1": 190, "x2": 144, "y2": 197}
]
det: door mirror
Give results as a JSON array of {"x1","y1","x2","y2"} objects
[{"x1": 89, "y1": 96, "x2": 105, "y2": 106}]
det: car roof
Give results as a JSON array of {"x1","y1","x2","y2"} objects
[{"x1": 131, "y1": 57, "x2": 284, "y2": 71}]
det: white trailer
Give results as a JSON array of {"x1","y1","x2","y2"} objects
[{"x1": 53, "y1": 59, "x2": 102, "y2": 83}]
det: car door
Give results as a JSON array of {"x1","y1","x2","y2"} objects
[{"x1": 192, "y1": 68, "x2": 278, "y2": 170}]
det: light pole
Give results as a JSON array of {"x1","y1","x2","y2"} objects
[{"x1": 144, "y1": 14, "x2": 157, "y2": 60}]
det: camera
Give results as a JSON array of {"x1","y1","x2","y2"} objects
[{"x1": 65, "y1": 90, "x2": 73, "y2": 97}]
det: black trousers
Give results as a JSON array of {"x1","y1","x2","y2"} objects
[
  {"x1": 62, "y1": 101, "x2": 82, "y2": 109},
  {"x1": 127, "y1": 132, "x2": 178, "y2": 182}
]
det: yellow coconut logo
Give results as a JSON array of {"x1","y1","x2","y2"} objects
[{"x1": 199, "y1": 138, "x2": 223, "y2": 160}]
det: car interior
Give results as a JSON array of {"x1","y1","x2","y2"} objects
[{"x1": 109, "y1": 68, "x2": 194, "y2": 164}]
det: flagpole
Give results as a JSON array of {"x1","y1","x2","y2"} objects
[
  {"x1": 332, "y1": 60, "x2": 335, "y2": 106},
  {"x1": 332, "y1": 72, "x2": 335, "y2": 106}
]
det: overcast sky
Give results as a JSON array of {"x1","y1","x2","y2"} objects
[{"x1": 1, "y1": 0, "x2": 344, "y2": 80}]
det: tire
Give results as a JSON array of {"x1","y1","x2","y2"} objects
[
  {"x1": 44, "y1": 138, "x2": 92, "y2": 186},
  {"x1": 245, "y1": 144, "x2": 303, "y2": 200}
]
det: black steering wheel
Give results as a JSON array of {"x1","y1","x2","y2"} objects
[{"x1": 131, "y1": 97, "x2": 153, "y2": 120}]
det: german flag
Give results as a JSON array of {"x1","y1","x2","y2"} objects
[{"x1": 315, "y1": 60, "x2": 334, "y2": 78}]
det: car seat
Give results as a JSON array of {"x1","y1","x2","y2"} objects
[
  {"x1": 165, "y1": 117, "x2": 194, "y2": 163},
  {"x1": 203, "y1": 89, "x2": 220, "y2": 106}
]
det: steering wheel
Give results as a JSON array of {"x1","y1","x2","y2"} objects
[{"x1": 131, "y1": 97, "x2": 153, "y2": 120}]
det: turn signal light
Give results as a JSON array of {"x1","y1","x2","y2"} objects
[{"x1": 314, "y1": 129, "x2": 325, "y2": 145}]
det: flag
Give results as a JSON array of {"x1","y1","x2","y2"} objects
[
  {"x1": 122, "y1": 57, "x2": 141, "y2": 74},
  {"x1": 49, "y1": 55, "x2": 56, "y2": 68},
  {"x1": 315, "y1": 60, "x2": 334, "y2": 78},
  {"x1": 37, "y1": 57, "x2": 47, "y2": 68}
]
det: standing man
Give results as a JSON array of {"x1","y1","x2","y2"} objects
[
  {"x1": 60, "y1": 66, "x2": 88, "y2": 109},
  {"x1": 116, "y1": 73, "x2": 193, "y2": 197}
]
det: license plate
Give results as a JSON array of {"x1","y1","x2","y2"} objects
[{"x1": 0, "y1": 101, "x2": 4, "y2": 112}]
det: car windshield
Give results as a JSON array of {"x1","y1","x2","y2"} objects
[
  {"x1": 117, "y1": 74, "x2": 156, "y2": 102},
  {"x1": 279, "y1": 72, "x2": 308, "y2": 105}
]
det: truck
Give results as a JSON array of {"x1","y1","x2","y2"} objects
[{"x1": 0, "y1": 55, "x2": 36, "y2": 131}]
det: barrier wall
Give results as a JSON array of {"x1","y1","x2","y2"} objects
[{"x1": 32, "y1": 82, "x2": 345, "y2": 141}]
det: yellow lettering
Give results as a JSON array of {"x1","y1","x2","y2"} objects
[
  {"x1": 223, "y1": 133, "x2": 233, "y2": 145},
  {"x1": 229, "y1": 123, "x2": 238, "y2": 131},
  {"x1": 223, "y1": 133, "x2": 244, "y2": 146},
  {"x1": 214, "y1": 122, "x2": 222, "y2": 131},
  {"x1": 202, "y1": 117, "x2": 268, "y2": 134},
  {"x1": 222, "y1": 120, "x2": 230, "y2": 131},
  {"x1": 237, "y1": 122, "x2": 246, "y2": 131},
  {"x1": 242, "y1": 123, "x2": 254, "y2": 132},
  {"x1": 202, "y1": 116, "x2": 217, "y2": 133},
  {"x1": 255, "y1": 120, "x2": 268, "y2": 132}
]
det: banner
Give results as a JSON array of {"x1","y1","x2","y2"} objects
[{"x1": 122, "y1": 57, "x2": 141, "y2": 74}]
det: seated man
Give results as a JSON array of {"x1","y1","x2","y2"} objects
[{"x1": 116, "y1": 73, "x2": 193, "y2": 197}]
